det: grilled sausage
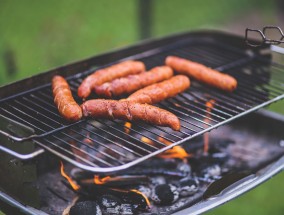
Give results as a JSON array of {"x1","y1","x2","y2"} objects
[
  {"x1": 78, "y1": 60, "x2": 145, "y2": 99},
  {"x1": 94, "y1": 66, "x2": 173, "y2": 98},
  {"x1": 81, "y1": 99, "x2": 180, "y2": 131},
  {"x1": 165, "y1": 56, "x2": 237, "y2": 92},
  {"x1": 52, "y1": 76, "x2": 82, "y2": 122},
  {"x1": 126, "y1": 75, "x2": 190, "y2": 104}
]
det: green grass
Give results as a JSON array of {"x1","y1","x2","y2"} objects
[
  {"x1": 206, "y1": 172, "x2": 284, "y2": 215},
  {"x1": 0, "y1": 0, "x2": 138, "y2": 85},
  {"x1": 0, "y1": 1, "x2": 283, "y2": 214}
]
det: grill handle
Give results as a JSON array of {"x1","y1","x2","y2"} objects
[{"x1": 173, "y1": 154, "x2": 284, "y2": 215}]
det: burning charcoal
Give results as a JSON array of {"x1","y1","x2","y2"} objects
[
  {"x1": 177, "y1": 162, "x2": 191, "y2": 175},
  {"x1": 178, "y1": 177, "x2": 199, "y2": 197},
  {"x1": 151, "y1": 184, "x2": 179, "y2": 205},
  {"x1": 91, "y1": 175, "x2": 149, "y2": 187},
  {"x1": 211, "y1": 152, "x2": 228, "y2": 160},
  {"x1": 151, "y1": 176, "x2": 166, "y2": 185},
  {"x1": 69, "y1": 201, "x2": 102, "y2": 215},
  {"x1": 120, "y1": 204, "x2": 135, "y2": 215},
  {"x1": 202, "y1": 164, "x2": 222, "y2": 179},
  {"x1": 98, "y1": 194, "x2": 121, "y2": 214},
  {"x1": 81, "y1": 185, "x2": 150, "y2": 211},
  {"x1": 136, "y1": 185, "x2": 152, "y2": 199},
  {"x1": 99, "y1": 194, "x2": 121, "y2": 208}
]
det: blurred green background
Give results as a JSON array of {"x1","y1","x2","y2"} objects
[{"x1": 0, "y1": 0, "x2": 283, "y2": 214}]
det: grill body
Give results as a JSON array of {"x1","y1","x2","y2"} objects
[{"x1": 0, "y1": 30, "x2": 284, "y2": 214}]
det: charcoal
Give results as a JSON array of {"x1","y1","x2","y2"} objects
[
  {"x1": 98, "y1": 194, "x2": 121, "y2": 214},
  {"x1": 202, "y1": 164, "x2": 222, "y2": 179},
  {"x1": 136, "y1": 185, "x2": 152, "y2": 198},
  {"x1": 69, "y1": 201, "x2": 102, "y2": 215},
  {"x1": 120, "y1": 204, "x2": 135, "y2": 215},
  {"x1": 98, "y1": 194, "x2": 121, "y2": 208},
  {"x1": 151, "y1": 184, "x2": 179, "y2": 205},
  {"x1": 176, "y1": 162, "x2": 191, "y2": 175},
  {"x1": 179, "y1": 177, "x2": 199, "y2": 197},
  {"x1": 151, "y1": 176, "x2": 166, "y2": 185}
]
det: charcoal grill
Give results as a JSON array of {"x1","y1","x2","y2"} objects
[
  {"x1": 1, "y1": 30, "x2": 284, "y2": 172},
  {"x1": 0, "y1": 30, "x2": 284, "y2": 214}
]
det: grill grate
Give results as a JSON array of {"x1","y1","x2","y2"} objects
[{"x1": 1, "y1": 37, "x2": 284, "y2": 172}]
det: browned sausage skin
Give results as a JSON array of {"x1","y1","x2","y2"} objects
[
  {"x1": 81, "y1": 99, "x2": 180, "y2": 131},
  {"x1": 52, "y1": 76, "x2": 82, "y2": 122},
  {"x1": 165, "y1": 56, "x2": 237, "y2": 92},
  {"x1": 94, "y1": 66, "x2": 174, "y2": 98},
  {"x1": 126, "y1": 75, "x2": 190, "y2": 104},
  {"x1": 78, "y1": 60, "x2": 145, "y2": 99}
]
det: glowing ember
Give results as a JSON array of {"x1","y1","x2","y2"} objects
[
  {"x1": 124, "y1": 122, "x2": 132, "y2": 134},
  {"x1": 157, "y1": 136, "x2": 171, "y2": 145},
  {"x1": 83, "y1": 133, "x2": 93, "y2": 145},
  {"x1": 94, "y1": 175, "x2": 111, "y2": 185},
  {"x1": 204, "y1": 99, "x2": 216, "y2": 155},
  {"x1": 157, "y1": 136, "x2": 189, "y2": 159},
  {"x1": 131, "y1": 189, "x2": 151, "y2": 208},
  {"x1": 141, "y1": 136, "x2": 154, "y2": 145},
  {"x1": 158, "y1": 147, "x2": 190, "y2": 159},
  {"x1": 60, "y1": 161, "x2": 80, "y2": 190}
]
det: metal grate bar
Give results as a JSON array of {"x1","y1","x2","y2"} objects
[
  {"x1": 170, "y1": 96, "x2": 227, "y2": 121},
  {"x1": 166, "y1": 99, "x2": 221, "y2": 123},
  {"x1": 96, "y1": 119, "x2": 170, "y2": 148},
  {"x1": 186, "y1": 91, "x2": 241, "y2": 115},
  {"x1": 178, "y1": 93, "x2": 234, "y2": 117},
  {"x1": 84, "y1": 121, "x2": 156, "y2": 154},
  {"x1": 42, "y1": 137, "x2": 99, "y2": 167},
  {"x1": 60, "y1": 129, "x2": 126, "y2": 164},
  {"x1": 52, "y1": 133, "x2": 115, "y2": 167}
]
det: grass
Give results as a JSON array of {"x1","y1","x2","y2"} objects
[
  {"x1": 0, "y1": 0, "x2": 283, "y2": 214},
  {"x1": 206, "y1": 172, "x2": 284, "y2": 215}
]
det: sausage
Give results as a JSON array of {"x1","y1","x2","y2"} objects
[
  {"x1": 78, "y1": 60, "x2": 145, "y2": 99},
  {"x1": 165, "y1": 56, "x2": 237, "y2": 92},
  {"x1": 126, "y1": 75, "x2": 190, "y2": 104},
  {"x1": 81, "y1": 99, "x2": 180, "y2": 131},
  {"x1": 52, "y1": 75, "x2": 82, "y2": 121},
  {"x1": 94, "y1": 66, "x2": 174, "y2": 98}
]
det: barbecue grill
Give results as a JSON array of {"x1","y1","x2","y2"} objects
[{"x1": 0, "y1": 30, "x2": 284, "y2": 214}]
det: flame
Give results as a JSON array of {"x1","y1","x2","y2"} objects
[
  {"x1": 141, "y1": 136, "x2": 154, "y2": 145},
  {"x1": 83, "y1": 133, "x2": 93, "y2": 145},
  {"x1": 93, "y1": 175, "x2": 111, "y2": 185},
  {"x1": 131, "y1": 189, "x2": 151, "y2": 208},
  {"x1": 124, "y1": 122, "x2": 132, "y2": 134},
  {"x1": 157, "y1": 136, "x2": 172, "y2": 145},
  {"x1": 60, "y1": 161, "x2": 80, "y2": 190},
  {"x1": 204, "y1": 99, "x2": 215, "y2": 155},
  {"x1": 157, "y1": 136, "x2": 189, "y2": 159},
  {"x1": 174, "y1": 103, "x2": 181, "y2": 107},
  {"x1": 158, "y1": 146, "x2": 190, "y2": 159}
]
